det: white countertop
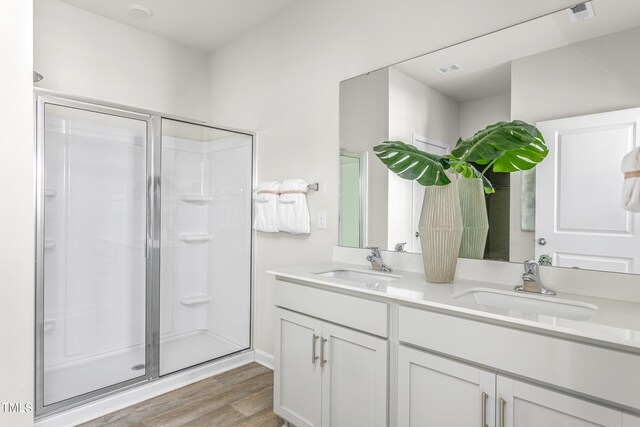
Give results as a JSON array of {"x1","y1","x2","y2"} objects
[{"x1": 268, "y1": 262, "x2": 640, "y2": 353}]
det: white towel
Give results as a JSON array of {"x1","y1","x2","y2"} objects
[
  {"x1": 276, "y1": 179, "x2": 310, "y2": 234},
  {"x1": 253, "y1": 181, "x2": 280, "y2": 232},
  {"x1": 621, "y1": 147, "x2": 640, "y2": 212}
]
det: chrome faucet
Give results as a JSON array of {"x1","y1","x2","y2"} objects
[
  {"x1": 394, "y1": 242, "x2": 407, "y2": 252},
  {"x1": 366, "y1": 247, "x2": 393, "y2": 272},
  {"x1": 514, "y1": 260, "x2": 555, "y2": 295}
]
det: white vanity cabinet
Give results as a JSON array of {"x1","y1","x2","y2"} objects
[
  {"x1": 497, "y1": 376, "x2": 625, "y2": 427},
  {"x1": 399, "y1": 345, "x2": 630, "y2": 427},
  {"x1": 269, "y1": 267, "x2": 640, "y2": 427},
  {"x1": 398, "y1": 306, "x2": 640, "y2": 427},
  {"x1": 397, "y1": 345, "x2": 495, "y2": 426},
  {"x1": 275, "y1": 309, "x2": 322, "y2": 427},
  {"x1": 274, "y1": 281, "x2": 389, "y2": 427}
]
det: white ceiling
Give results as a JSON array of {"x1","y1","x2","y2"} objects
[
  {"x1": 57, "y1": 0, "x2": 298, "y2": 52},
  {"x1": 394, "y1": 0, "x2": 640, "y2": 103}
]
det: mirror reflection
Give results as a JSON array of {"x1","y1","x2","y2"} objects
[{"x1": 339, "y1": 3, "x2": 640, "y2": 274}]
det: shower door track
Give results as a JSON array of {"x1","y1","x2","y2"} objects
[{"x1": 34, "y1": 91, "x2": 255, "y2": 418}]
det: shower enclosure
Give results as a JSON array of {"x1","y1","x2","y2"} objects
[{"x1": 35, "y1": 94, "x2": 253, "y2": 416}]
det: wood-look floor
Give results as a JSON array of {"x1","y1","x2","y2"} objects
[{"x1": 80, "y1": 363, "x2": 283, "y2": 427}]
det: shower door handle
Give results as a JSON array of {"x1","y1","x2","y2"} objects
[{"x1": 145, "y1": 176, "x2": 152, "y2": 259}]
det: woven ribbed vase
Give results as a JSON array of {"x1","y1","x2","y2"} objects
[
  {"x1": 418, "y1": 177, "x2": 463, "y2": 283},
  {"x1": 458, "y1": 178, "x2": 489, "y2": 260}
]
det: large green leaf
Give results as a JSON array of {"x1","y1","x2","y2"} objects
[
  {"x1": 373, "y1": 141, "x2": 451, "y2": 187},
  {"x1": 490, "y1": 130, "x2": 548, "y2": 172},
  {"x1": 451, "y1": 120, "x2": 540, "y2": 163}
]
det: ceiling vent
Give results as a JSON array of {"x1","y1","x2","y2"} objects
[
  {"x1": 568, "y1": 2, "x2": 595, "y2": 22},
  {"x1": 434, "y1": 63, "x2": 463, "y2": 75},
  {"x1": 127, "y1": 3, "x2": 153, "y2": 19}
]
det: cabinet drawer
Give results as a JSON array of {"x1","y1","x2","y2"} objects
[
  {"x1": 398, "y1": 306, "x2": 640, "y2": 410},
  {"x1": 274, "y1": 280, "x2": 388, "y2": 338}
]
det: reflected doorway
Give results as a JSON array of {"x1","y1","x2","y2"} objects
[{"x1": 339, "y1": 149, "x2": 368, "y2": 248}]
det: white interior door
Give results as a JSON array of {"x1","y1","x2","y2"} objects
[
  {"x1": 411, "y1": 135, "x2": 450, "y2": 253},
  {"x1": 536, "y1": 108, "x2": 640, "y2": 273}
]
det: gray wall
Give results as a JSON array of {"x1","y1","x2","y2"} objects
[{"x1": 340, "y1": 68, "x2": 390, "y2": 248}]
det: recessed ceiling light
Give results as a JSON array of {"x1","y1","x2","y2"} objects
[
  {"x1": 434, "y1": 63, "x2": 463, "y2": 75},
  {"x1": 568, "y1": 1, "x2": 595, "y2": 22},
  {"x1": 127, "y1": 3, "x2": 153, "y2": 19}
]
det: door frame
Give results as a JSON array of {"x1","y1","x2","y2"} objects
[{"x1": 339, "y1": 148, "x2": 368, "y2": 248}]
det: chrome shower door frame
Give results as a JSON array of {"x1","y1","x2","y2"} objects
[
  {"x1": 34, "y1": 92, "x2": 255, "y2": 418},
  {"x1": 34, "y1": 95, "x2": 159, "y2": 417}
]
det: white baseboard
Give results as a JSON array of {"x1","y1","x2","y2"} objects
[
  {"x1": 254, "y1": 349, "x2": 274, "y2": 370},
  {"x1": 35, "y1": 350, "x2": 255, "y2": 427}
]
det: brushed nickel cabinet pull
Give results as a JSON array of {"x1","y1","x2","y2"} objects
[
  {"x1": 320, "y1": 337, "x2": 328, "y2": 367},
  {"x1": 481, "y1": 392, "x2": 488, "y2": 427},
  {"x1": 311, "y1": 334, "x2": 319, "y2": 364},
  {"x1": 499, "y1": 398, "x2": 507, "y2": 427}
]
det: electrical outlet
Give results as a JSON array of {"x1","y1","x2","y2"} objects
[{"x1": 317, "y1": 210, "x2": 327, "y2": 229}]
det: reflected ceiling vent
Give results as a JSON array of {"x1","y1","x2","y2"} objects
[
  {"x1": 434, "y1": 63, "x2": 462, "y2": 75},
  {"x1": 568, "y1": 1, "x2": 595, "y2": 22},
  {"x1": 127, "y1": 3, "x2": 153, "y2": 19}
]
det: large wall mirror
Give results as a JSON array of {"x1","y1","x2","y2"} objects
[{"x1": 339, "y1": 0, "x2": 640, "y2": 275}]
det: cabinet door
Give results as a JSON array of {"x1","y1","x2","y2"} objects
[
  {"x1": 624, "y1": 413, "x2": 640, "y2": 427},
  {"x1": 275, "y1": 308, "x2": 322, "y2": 427},
  {"x1": 397, "y1": 345, "x2": 495, "y2": 427},
  {"x1": 497, "y1": 376, "x2": 622, "y2": 427},
  {"x1": 321, "y1": 322, "x2": 388, "y2": 427}
]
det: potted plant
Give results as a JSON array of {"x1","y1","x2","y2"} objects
[{"x1": 374, "y1": 120, "x2": 548, "y2": 282}]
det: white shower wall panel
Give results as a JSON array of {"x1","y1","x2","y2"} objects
[
  {"x1": 161, "y1": 136, "x2": 212, "y2": 338},
  {"x1": 205, "y1": 137, "x2": 252, "y2": 348},
  {"x1": 43, "y1": 133, "x2": 68, "y2": 367},
  {"x1": 42, "y1": 113, "x2": 147, "y2": 405},
  {"x1": 44, "y1": 118, "x2": 146, "y2": 366},
  {"x1": 159, "y1": 130, "x2": 251, "y2": 375},
  {"x1": 64, "y1": 134, "x2": 146, "y2": 357}
]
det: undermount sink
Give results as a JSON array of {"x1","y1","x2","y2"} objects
[
  {"x1": 315, "y1": 269, "x2": 400, "y2": 284},
  {"x1": 452, "y1": 288, "x2": 597, "y2": 321}
]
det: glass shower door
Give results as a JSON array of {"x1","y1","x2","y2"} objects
[
  {"x1": 37, "y1": 102, "x2": 150, "y2": 411},
  {"x1": 159, "y1": 119, "x2": 252, "y2": 375}
]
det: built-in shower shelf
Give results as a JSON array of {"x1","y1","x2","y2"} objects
[
  {"x1": 44, "y1": 189, "x2": 58, "y2": 198},
  {"x1": 44, "y1": 239, "x2": 57, "y2": 250},
  {"x1": 181, "y1": 195, "x2": 213, "y2": 205},
  {"x1": 179, "y1": 233, "x2": 212, "y2": 243},
  {"x1": 179, "y1": 294, "x2": 212, "y2": 306}
]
